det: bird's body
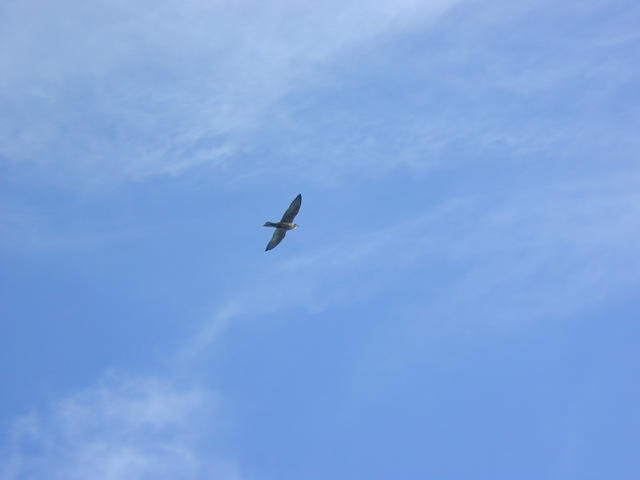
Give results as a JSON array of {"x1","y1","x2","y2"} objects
[
  {"x1": 263, "y1": 221, "x2": 298, "y2": 230},
  {"x1": 264, "y1": 194, "x2": 302, "y2": 251}
]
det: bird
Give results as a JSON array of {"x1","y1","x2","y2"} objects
[{"x1": 264, "y1": 194, "x2": 302, "y2": 251}]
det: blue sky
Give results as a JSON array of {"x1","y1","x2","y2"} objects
[{"x1": 1, "y1": 0, "x2": 639, "y2": 478}]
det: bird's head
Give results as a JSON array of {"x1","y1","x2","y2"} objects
[{"x1": 293, "y1": 223, "x2": 299, "y2": 229}]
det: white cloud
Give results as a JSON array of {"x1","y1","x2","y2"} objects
[
  {"x1": 0, "y1": 0, "x2": 462, "y2": 184},
  {"x1": 1, "y1": 0, "x2": 636, "y2": 188},
  {"x1": 1, "y1": 372, "x2": 241, "y2": 480}
]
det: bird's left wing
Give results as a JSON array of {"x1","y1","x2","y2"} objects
[
  {"x1": 280, "y1": 194, "x2": 302, "y2": 223},
  {"x1": 265, "y1": 228, "x2": 287, "y2": 251}
]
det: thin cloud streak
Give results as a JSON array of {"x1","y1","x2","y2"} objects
[{"x1": 184, "y1": 171, "x2": 640, "y2": 358}]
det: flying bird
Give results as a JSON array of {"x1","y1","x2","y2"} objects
[{"x1": 264, "y1": 194, "x2": 302, "y2": 251}]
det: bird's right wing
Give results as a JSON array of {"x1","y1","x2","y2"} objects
[
  {"x1": 265, "y1": 228, "x2": 287, "y2": 251},
  {"x1": 280, "y1": 194, "x2": 302, "y2": 223}
]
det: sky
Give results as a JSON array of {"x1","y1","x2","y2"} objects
[{"x1": 1, "y1": 0, "x2": 639, "y2": 478}]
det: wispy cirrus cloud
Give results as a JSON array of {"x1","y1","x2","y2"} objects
[
  {"x1": 230, "y1": 0, "x2": 639, "y2": 185},
  {"x1": 184, "y1": 170, "x2": 640, "y2": 359},
  {"x1": 5, "y1": 0, "x2": 635, "y2": 188},
  {"x1": 0, "y1": 0, "x2": 462, "y2": 185}
]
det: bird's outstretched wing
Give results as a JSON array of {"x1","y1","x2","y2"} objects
[
  {"x1": 266, "y1": 228, "x2": 287, "y2": 251},
  {"x1": 280, "y1": 194, "x2": 302, "y2": 223}
]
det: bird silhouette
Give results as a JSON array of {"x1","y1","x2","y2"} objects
[{"x1": 264, "y1": 194, "x2": 302, "y2": 251}]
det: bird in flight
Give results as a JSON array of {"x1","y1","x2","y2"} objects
[{"x1": 264, "y1": 194, "x2": 302, "y2": 251}]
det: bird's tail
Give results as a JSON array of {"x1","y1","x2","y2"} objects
[{"x1": 264, "y1": 221, "x2": 278, "y2": 227}]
